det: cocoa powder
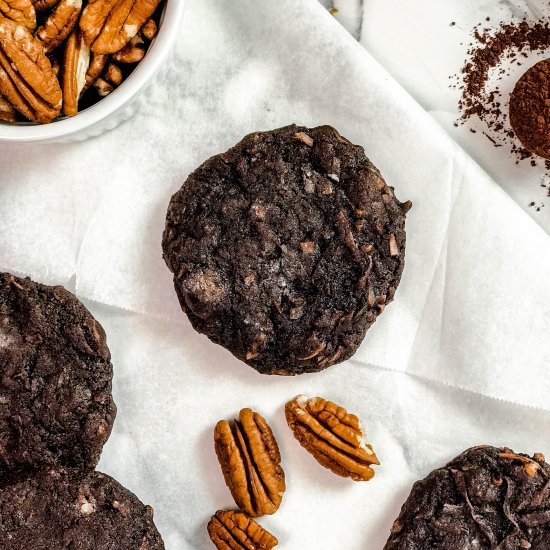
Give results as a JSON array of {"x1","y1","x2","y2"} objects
[
  {"x1": 509, "y1": 59, "x2": 550, "y2": 160},
  {"x1": 456, "y1": 19, "x2": 550, "y2": 162},
  {"x1": 459, "y1": 21, "x2": 550, "y2": 121},
  {"x1": 454, "y1": 16, "x2": 550, "y2": 210}
]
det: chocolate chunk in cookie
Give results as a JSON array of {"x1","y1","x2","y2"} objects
[
  {"x1": 385, "y1": 445, "x2": 550, "y2": 550},
  {"x1": 0, "y1": 273, "x2": 116, "y2": 478},
  {"x1": 0, "y1": 467, "x2": 164, "y2": 549},
  {"x1": 163, "y1": 124, "x2": 411, "y2": 375}
]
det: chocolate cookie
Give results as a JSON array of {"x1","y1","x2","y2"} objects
[
  {"x1": 163, "y1": 125, "x2": 411, "y2": 375},
  {"x1": 0, "y1": 273, "x2": 116, "y2": 478},
  {"x1": 385, "y1": 445, "x2": 550, "y2": 549},
  {"x1": 0, "y1": 467, "x2": 164, "y2": 549}
]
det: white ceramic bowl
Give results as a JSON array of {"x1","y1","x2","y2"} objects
[{"x1": 0, "y1": 0, "x2": 185, "y2": 144}]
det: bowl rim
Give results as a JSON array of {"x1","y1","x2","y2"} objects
[{"x1": 0, "y1": 0, "x2": 186, "y2": 143}]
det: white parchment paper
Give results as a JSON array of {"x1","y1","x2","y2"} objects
[{"x1": 1, "y1": 0, "x2": 550, "y2": 548}]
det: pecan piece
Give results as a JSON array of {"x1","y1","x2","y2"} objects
[
  {"x1": 293, "y1": 131, "x2": 313, "y2": 146},
  {"x1": 80, "y1": 0, "x2": 161, "y2": 55},
  {"x1": 32, "y1": 0, "x2": 59, "y2": 10},
  {"x1": 93, "y1": 76, "x2": 113, "y2": 96},
  {"x1": 90, "y1": 62, "x2": 121, "y2": 98},
  {"x1": 112, "y1": 36, "x2": 144, "y2": 63},
  {"x1": 389, "y1": 233, "x2": 399, "y2": 256},
  {"x1": 103, "y1": 62, "x2": 122, "y2": 86},
  {"x1": 499, "y1": 451, "x2": 543, "y2": 478},
  {"x1": 62, "y1": 27, "x2": 89, "y2": 116},
  {"x1": 0, "y1": 19, "x2": 62, "y2": 123},
  {"x1": 285, "y1": 395, "x2": 379, "y2": 481},
  {"x1": 207, "y1": 510, "x2": 278, "y2": 550},
  {"x1": 36, "y1": 0, "x2": 82, "y2": 53},
  {"x1": 140, "y1": 17, "x2": 156, "y2": 40},
  {"x1": 0, "y1": 0, "x2": 36, "y2": 30},
  {"x1": 214, "y1": 408, "x2": 285, "y2": 517},
  {"x1": 0, "y1": 91, "x2": 17, "y2": 122},
  {"x1": 81, "y1": 51, "x2": 107, "y2": 93}
]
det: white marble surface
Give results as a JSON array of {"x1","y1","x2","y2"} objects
[
  {"x1": 0, "y1": 1, "x2": 550, "y2": 549},
  {"x1": 321, "y1": 0, "x2": 550, "y2": 233}
]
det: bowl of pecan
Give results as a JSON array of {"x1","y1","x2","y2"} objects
[{"x1": 0, "y1": 0, "x2": 185, "y2": 143}]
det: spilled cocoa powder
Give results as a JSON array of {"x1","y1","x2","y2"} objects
[
  {"x1": 453, "y1": 17, "x2": 550, "y2": 210},
  {"x1": 459, "y1": 20, "x2": 550, "y2": 123}
]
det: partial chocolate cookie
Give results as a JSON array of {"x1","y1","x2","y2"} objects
[
  {"x1": 0, "y1": 467, "x2": 164, "y2": 549},
  {"x1": 163, "y1": 124, "x2": 411, "y2": 375},
  {"x1": 385, "y1": 445, "x2": 550, "y2": 549},
  {"x1": 0, "y1": 273, "x2": 116, "y2": 478}
]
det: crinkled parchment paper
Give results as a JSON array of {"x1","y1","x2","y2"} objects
[{"x1": 0, "y1": 1, "x2": 549, "y2": 548}]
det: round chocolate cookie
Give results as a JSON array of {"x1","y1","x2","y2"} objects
[
  {"x1": 163, "y1": 125, "x2": 411, "y2": 375},
  {"x1": 385, "y1": 445, "x2": 550, "y2": 549},
  {"x1": 0, "y1": 273, "x2": 116, "y2": 478},
  {"x1": 0, "y1": 467, "x2": 164, "y2": 549}
]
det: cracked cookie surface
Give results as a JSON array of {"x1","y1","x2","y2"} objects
[
  {"x1": 163, "y1": 124, "x2": 411, "y2": 375},
  {"x1": 385, "y1": 445, "x2": 550, "y2": 550},
  {"x1": 0, "y1": 272, "x2": 116, "y2": 478},
  {"x1": 0, "y1": 467, "x2": 164, "y2": 549}
]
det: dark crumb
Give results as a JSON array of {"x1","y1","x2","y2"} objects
[
  {"x1": 530, "y1": 201, "x2": 536, "y2": 207},
  {"x1": 450, "y1": 21, "x2": 456, "y2": 26},
  {"x1": 483, "y1": 132, "x2": 499, "y2": 146}
]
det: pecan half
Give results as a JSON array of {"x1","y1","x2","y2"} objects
[
  {"x1": 62, "y1": 27, "x2": 89, "y2": 116},
  {"x1": 36, "y1": 0, "x2": 82, "y2": 53},
  {"x1": 0, "y1": 0, "x2": 36, "y2": 30},
  {"x1": 80, "y1": 0, "x2": 161, "y2": 55},
  {"x1": 214, "y1": 408, "x2": 285, "y2": 517},
  {"x1": 0, "y1": 91, "x2": 17, "y2": 121},
  {"x1": 0, "y1": 19, "x2": 62, "y2": 122},
  {"x1": 285, "y1": 395, "x2": 379, "y2": 481},
  {"x1": 207, "y1": 510, "x2": 278, "y2": 550}
]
